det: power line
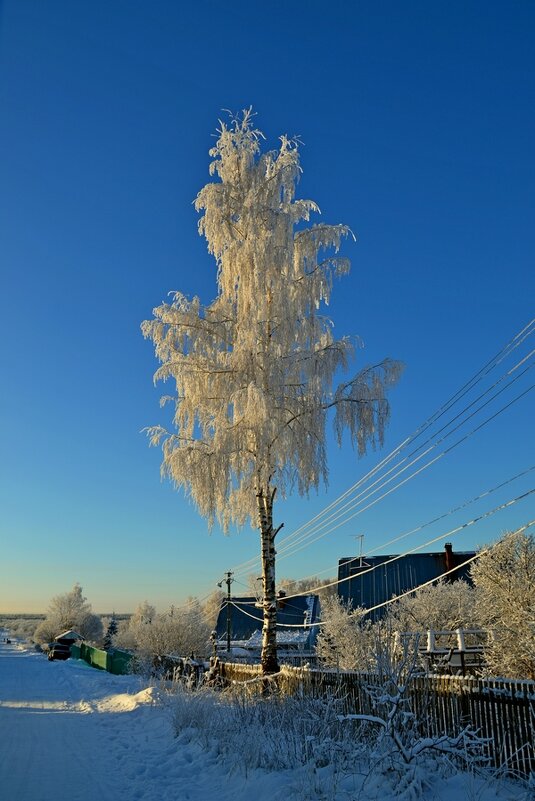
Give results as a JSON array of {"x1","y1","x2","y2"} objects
[
  {"x1": 238, "y1": 464, "x2": 535, "y2": 594},
  {"x1": 230, "y1": 520, "x2": 535, "y2": 628},
  {"x1": 271, "y1": 358, "x2": 534, "y2": 562},
  {"x1": 228, "y1": 601, "x2": 312, "y2": 629},
  {"x1": 236, "y1": 519, "x2": 535, "y2": 628},
  {"x1": 277, "y1": 487, "x2": 535, "y2": 600},
  {"x1": 228, "y1": 321, "x2": 534, "y2": 578},
  {"x1": 271, "y1": 322, "x2": 535, "y2": 555},
  {"x1": 360, "y1": 464, "x2": 535, "y2": 555},
  {"x1": 235, "y1": 376, "x2": 534, "y2": 576},
  {"x1": 352, "y1": 519, "x2": 535, "y2": 618}
]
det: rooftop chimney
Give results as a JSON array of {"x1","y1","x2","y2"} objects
[{"x1": 444, "y1": 542, "x2": 454, "y2": 572}]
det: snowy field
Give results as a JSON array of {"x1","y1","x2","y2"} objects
[{"x1": 0, "y1": 636, "x2": 530, "y2": 801}]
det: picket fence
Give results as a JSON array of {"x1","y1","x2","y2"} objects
[{"x1": 217, "y1": 662, "x2": 535, "y2": 778}]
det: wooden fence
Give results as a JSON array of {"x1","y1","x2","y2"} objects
[{"x1": 218, "y1": 662, "x2": 535, "y2": 778}]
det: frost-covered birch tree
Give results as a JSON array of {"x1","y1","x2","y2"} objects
[{"x1": 142, "y1": 110, "x2": 402, "y2": 674}]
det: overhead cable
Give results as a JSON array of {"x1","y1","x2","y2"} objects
[
  {"x1": 271, "y1": 359, "x2": 534, "y2": 562},
  {"x1": 353, "y1": 518, "x2": 535, "y2": 618},
  {"x1": 269, "y1": 320, "x2": 535, "y2": 557},
  {"x1": 236, "y1": 377, "x2": 534, "y2": 576},
  {"x1": 277, "y1": 487, "x2": 535, "y2": 600},
  {"x1": 229, "y1": 320, "x2": 534, "y2": 578},
  {"x1": 235, "y1": 519, "x2": 535, "y2": 628},
  {"x1": 238, "y1": 464, "x2": 535, "y2": 594}
]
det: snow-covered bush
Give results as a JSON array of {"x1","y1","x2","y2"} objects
[
  {"x1": 315, "y1": 595, "x2": 383, "y2": 670},
  {"x1": 471, "y1": 530, "x2": 535, "y2": 679},
  {"x1": 384, "y1": 578, "x2": 479, "y2": 634},
  {"x1": 317, "y1": 580, "x2": 484, "y2": 675},
  {"x1": 171, "y1": 682, "x2": 364, "y2": 780},
  {"x1": 200, "y1": 590, "x2": 225, "y2": 628},
  {"x1": 337, "y1": 638, "x2": 490, "y2": 799},
  {"x1": 0, "y1": 616, "x2": 42, "y2": 641},
  {"x1": 115, "y1": 599, "x2": 211, "y2": 668},
  {"x1": 33, "y1": 584, "x2": 103, "y2": 645},
  {"x1": 277, "y1": 575, "x2": 338, "y2": 602},
  {"x1": 169, "y1": 672, "x2": 501, "y2": 801}
]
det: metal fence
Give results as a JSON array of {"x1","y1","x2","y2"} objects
[{"x1": 71, "y1": 643, "x2": 133, "y2": 675}]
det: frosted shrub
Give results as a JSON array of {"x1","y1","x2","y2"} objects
[
  {"x1": 168, "y1": 674, "x2": 527, "y2": 801},
  {"x1": 0, "y1": 617, "x2": 41, "y2": 642},
  {"x1": 33, "y1": 584, "x2": 103, "y2": 645},
  {"x1": 171, "y1": 686, "x2": 222, "y2": 743},
  {"x1": 472, "y1": 530, "x2": 535, "y2": 679},
  {"x1": 316, "y1": 595, "x2": 380, "y2": 670},
  {"x1": 171, "y1": 683, "x2": 364, "y2": 775},
  {"x1": 385, "y1": 578, "x2": 479, "y2": 634},
  {"x1": 338, "y1": 639, "x2": 490, "y2": 800},
  {"x1": 115, "y1": 599, "x2": 211, "y2": 671}
]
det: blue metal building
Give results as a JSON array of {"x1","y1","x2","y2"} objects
[{"x1": 337, "y1": 543, "x2": 476, "y2": 620}]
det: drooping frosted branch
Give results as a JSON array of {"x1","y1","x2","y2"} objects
[{"x1": 142, "y1": 110, "x2": 402, "y2": 531}]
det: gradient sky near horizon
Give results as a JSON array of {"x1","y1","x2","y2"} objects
[{"x1": 1, "y1": 1, "x2": 534, "y2": 614}]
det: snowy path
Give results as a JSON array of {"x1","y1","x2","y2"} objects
[
  {"x1": 0, "y1": 638, "x2": 287, "y2": 801},
  {"x1": 0, "y1": 638, "x2": 527, "y2": 801}
]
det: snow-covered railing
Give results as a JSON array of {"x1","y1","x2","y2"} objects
[
  {"x1": 394, "y1": 628, "x2": 488, "y2": 654},
  {"x1": 391, "y1": 629, "x2": 488, "y2": 675}
]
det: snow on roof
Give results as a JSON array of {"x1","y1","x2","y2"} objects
[
  {"x1": 55, "y1": 630, "x2": 84, "y2": 641},
  {"x1": 247, "y1": 629, "x2": 309, "y2": 646}
]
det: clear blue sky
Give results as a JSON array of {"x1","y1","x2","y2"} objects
[{"x1": 1, "y1": 1, "x2": 533, "y2": 613}]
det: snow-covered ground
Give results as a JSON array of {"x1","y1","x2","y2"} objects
[{"x1": 0, "y1": 636, "x2": 529, "y2": 801}]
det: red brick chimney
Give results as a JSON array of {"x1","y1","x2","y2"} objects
[{"x1": 444, "y1": 542, "x2": 454, "y2": 572}]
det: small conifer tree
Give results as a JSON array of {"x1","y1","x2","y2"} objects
[{"x1": 103, "y1": 615, "x2": 118, "y2": 651}]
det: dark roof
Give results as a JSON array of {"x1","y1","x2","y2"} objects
[
  {"x1": 215, "y1": 595, "x2": 321, "y2": 647},
  {"x1": 337, "y1": 546, "x2": 476, "y2": 620}
]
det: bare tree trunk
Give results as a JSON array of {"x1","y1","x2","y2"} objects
[{"x1": 257, "y1": 486, "x2": 281, "y2": 675}]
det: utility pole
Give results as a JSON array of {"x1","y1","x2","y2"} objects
[{"x1": 218, "y1": 571, "x2": 234, "y2": 653}]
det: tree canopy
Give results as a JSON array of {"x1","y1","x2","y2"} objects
[
  {"x1": 142, "y1": 110, "x2": 402, "y2": 532},
  {"x1": 471, "y1": 529, "x2": 535, "y2": 679},
  {"x1": 143, "y1": 110, "x2": 401, "y2": 673},
  {"x1": 34, "y1": 583, "x2": 102, "y2": 644}
]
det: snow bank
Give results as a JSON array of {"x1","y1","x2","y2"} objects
[{"x1": 95, "y1": 685, "x2": 160, "y2": 713}]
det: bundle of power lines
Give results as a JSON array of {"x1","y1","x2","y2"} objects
[
  {"x1": 172, "y1": 318, "x2": 535, "y2": 621},
  {"x1": 229, "y1": 318, "x2": 535, "y2": 601}
]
